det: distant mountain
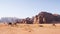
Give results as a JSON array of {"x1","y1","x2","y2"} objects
[{"x1": 0, "y1": 17, "x2": 20, "y2": 23}]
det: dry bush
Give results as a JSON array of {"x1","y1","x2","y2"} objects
[
  {"x1": 52, "y1": 24, "x2": 56, "y2": 27},
  {"x1": 39, "y1": 25, "x2": 44, "y2": 27}
]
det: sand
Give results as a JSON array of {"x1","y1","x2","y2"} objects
[{"x1": 0, "y1": 23, "x2": 60, "y2": 34}]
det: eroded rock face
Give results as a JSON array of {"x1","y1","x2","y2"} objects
[
  {"x1": 33, "y1": 12, "x2": 52, "y2": 24},
  {"x1": 53, "y1": 14, "x2": 60, "y2": 23},
  {"x1": 33, "y1": 15, "x2": 44, "y2": 24},
  {"x1": 33, "y1": 15, "x2": 39, "y2": 24},
  {"x1": 38, "y1": 12, "x2": 54, "y2": 23},
  {"x1": 33, "y1": 12, "x2": 60, "y2": 24}
]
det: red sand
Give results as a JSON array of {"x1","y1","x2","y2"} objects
[{"x1": 0, "y1": 24, "x2": 60, "y2": 34}]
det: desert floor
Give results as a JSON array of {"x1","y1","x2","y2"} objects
[{"x1": 0, "y1": 23, "x2": 60, "y2": 34}]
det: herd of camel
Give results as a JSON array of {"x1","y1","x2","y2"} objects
[{"x1": 7, "y1": 12, "x2": 60, "y2": 26}]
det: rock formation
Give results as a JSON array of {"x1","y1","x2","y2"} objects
[
  {"x1": 25, "y1": 17, "x2": 33, "y2": 24},
  {"x1": 33, "y1": 12, "x2": 60, "y2": 24},
  {"x1": 5, "y1": 11, "x2": 60, "y2": 24}
]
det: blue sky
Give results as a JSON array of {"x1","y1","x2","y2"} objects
[{"x1": 0, "y1": 0, "x2": 60, "y2": 18}]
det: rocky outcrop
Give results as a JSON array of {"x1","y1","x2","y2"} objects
[
  {"x1": 33, "y1": 15, "x2": 39, "y2": 24},
  {"x1": 39, "y1": 12, "x2": 54, "y2": 23},
  {"x1": 33, "y1": 12, "x2": 60, "y2": 24},
  {"x1": 25, "y1": 17, "x2": 33, "y2": 24},
  {"x1": 53, "y1": 14, "x2": 60, "y2": 23}
]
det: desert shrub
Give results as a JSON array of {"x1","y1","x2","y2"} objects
[
  {"x1": 52, "y1": 24, "x2": 56, "y2": 27},
  {"x1": 8, "y1": 22, "x2": 12, "y2": 25},
  {"x1": 39, "y1": 25, "x2": 44, "y2": 27}
]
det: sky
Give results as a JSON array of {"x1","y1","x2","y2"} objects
[{"x1": 0, "y1": 0, "x2": 60, "y2": 18}]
